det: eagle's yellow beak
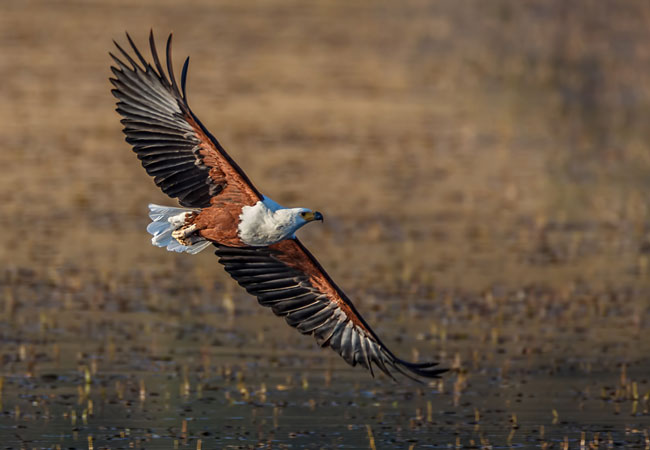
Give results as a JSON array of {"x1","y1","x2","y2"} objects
[{"x1": 302, "y1": 211, "x2": 324, "y2": 222}]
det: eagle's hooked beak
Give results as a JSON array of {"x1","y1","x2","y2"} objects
[{"x1": 303, "y1": 211, "x2": 324, "y2": 222}]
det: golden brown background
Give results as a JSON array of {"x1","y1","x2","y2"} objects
[
  {"x1": 2, "y1": 0, "x2": 649, "y2": 291},
  {"x1": 1, "y1": 0, "x2": 649, "y2": 447}
]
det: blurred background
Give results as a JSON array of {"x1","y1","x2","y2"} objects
[{"x1": 1, "y1": 0, "x2": 649, "y2": 447}]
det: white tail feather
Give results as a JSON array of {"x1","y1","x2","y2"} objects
[{"x1": 147, "y1": 204, "x2": 211, "y2": 254}]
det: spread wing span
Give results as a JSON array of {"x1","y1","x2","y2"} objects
[
  {"x1": 216, "y1": 239, "x2": 447, "y2": 381},
  {"x1": 109, "y1": 31, "x2": 261, "y2": 208},
  {"x1": 111, "y1": 31, "x2": 447, "y2": 381}
]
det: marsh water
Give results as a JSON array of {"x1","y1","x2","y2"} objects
[
  {"x1": 1, "y1": 266, "x2": 648, "y2": 448},
  {"x1": 1, "y1": 0, "x2": 650, "y2": 447}
]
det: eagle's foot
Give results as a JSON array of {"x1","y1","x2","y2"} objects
[{"x1": 172, "y1": 224, "x2": 199, "y2": 246}]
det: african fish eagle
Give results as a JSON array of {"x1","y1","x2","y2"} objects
[{"x1": 109, "y1": 31, "x2": 447, "y2": 381}]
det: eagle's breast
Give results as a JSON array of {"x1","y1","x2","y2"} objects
[{"x1": 238, "y1": 198, "x2": 298, "y2": 246}]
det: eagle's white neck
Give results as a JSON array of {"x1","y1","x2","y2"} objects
[{"x1": 237, "y1": 197, "x2": 309, "y2": 247}]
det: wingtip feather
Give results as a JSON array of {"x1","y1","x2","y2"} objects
[
  {"x1": 165, "y1": 33, "x2": 181, "y2": 98},
  {"x1": 126, "y1": 32, "x2": 149, "y2": 69},
  {"x1": 181, "y1": 57, "x2": 190, "y2": 100}
]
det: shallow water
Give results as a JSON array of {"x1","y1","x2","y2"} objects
[
  {"x1": 1, "y1": 269, "x2": 648, "y2": 448},
  {"x1": 4, "y1": 370, "x2": 649, "y2": 448}
]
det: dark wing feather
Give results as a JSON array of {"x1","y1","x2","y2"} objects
[
  {"x1": 215, "y1": 239, "x2": 447, "y2": 381},
  {"x1": 110, "y1": 31, "x2": 261, "y2": 208}
]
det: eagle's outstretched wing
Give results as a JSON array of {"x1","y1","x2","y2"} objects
[
  {"x1": 216, "y1": 239, "x2": 447, "y2": 381},
  {"x1": 110, "y1": 31, "x2": 261, "y2": 208}
]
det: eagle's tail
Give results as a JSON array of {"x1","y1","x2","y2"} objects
[{"x1": 146, "y1": 204, "x2": 211, "y2": 254}]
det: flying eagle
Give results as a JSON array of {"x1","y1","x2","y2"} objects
[{"x1": 109, "y1": 32, "x2": 446, "y2": 381}]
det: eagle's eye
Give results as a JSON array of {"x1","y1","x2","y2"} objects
[{"x1": 300, "y1": 212, "x2": 307, "y2": 218}]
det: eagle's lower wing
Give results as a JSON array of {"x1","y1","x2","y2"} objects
[
  {"x1": 110, "y1": 31, "x2": 261, "y2": 208},
  {"x1": 215, "y1": 239, "x2": 447, "y2": 381}
]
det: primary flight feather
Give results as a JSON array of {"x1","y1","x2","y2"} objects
[{"x1": 109, "y1": 31, "x2": 447, "y2": 381}]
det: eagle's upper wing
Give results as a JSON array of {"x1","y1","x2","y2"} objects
[
  {"x1": 215, "y1": 239, "x2": 447, "y2": 381},
  {"x1": 110, "y1": 32, "x2": 261, "y2": 208}
]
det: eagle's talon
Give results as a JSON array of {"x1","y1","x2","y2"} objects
[{"x1": 172, "y1": 224, "x2": 198, "y2": 245}]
